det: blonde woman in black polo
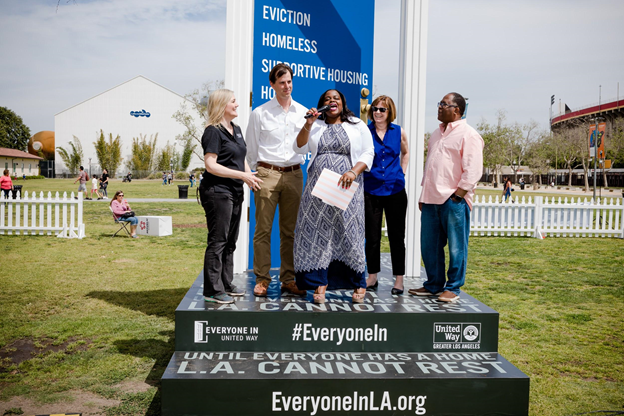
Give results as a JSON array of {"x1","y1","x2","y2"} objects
[{"x1": 199, "y1": 89, "x2": 262, "y2": 304}]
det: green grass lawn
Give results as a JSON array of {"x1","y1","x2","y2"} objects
[{"x1": 0, "y1": 181, "x2": 623, "y2": 415}]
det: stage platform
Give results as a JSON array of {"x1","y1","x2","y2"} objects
[{"x1": 162, "y1": 254, "x2": 529, "y2": 415}]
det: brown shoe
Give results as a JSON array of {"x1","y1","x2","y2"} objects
[
  {"x1": 408, "y1": 287, "x2": 438, "y2": 296},
  {"x1": 253, "y1": 282, "x2": 269, "y2": 297},
  {"x1": 281, "y1": 281, "x2": 307, "y2": 296},
  {"x1": 438, "y1": 290, "x2": 460, "y2": 303}
]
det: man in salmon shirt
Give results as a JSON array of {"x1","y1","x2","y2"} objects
[{"x1": 409, "y1": 92, "x2": 483, "y2": 302}]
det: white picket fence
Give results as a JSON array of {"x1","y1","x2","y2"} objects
[
  {"x1": 471, "y1": 195, "x2": 624, "y2": 238},
  {"x1": 0, "y1": 191, "x2": 85, "y2": 238}
]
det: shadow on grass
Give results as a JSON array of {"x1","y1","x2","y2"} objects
[
  {"x1": 114, "y1": 330, "x2": 174, "y2": 415},
  {"x1": 88, "y1": 288, "x2": 190, "y2": 415},
  {"x1": 87, "y1": 288, "x2": 188, "y2": 321}
]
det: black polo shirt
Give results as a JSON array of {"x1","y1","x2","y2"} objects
[{"x1": 200, "y1": 123, "x2": 246, "y2": 197}]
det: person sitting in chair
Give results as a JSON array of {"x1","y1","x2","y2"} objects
[{"x1": 110, "y1": 190, "x2": 138, "y2": 238}]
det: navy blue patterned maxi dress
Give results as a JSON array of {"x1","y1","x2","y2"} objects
[{"x1": 294, "y1": 124, "x2": 366, "y2": 290}]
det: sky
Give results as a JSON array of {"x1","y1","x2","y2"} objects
[{"x1": 1, "y1": 0, "x2": 623, "y2": 137}]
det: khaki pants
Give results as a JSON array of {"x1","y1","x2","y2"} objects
[{"x1": 253, "y1": 166, "x2": 303, "y2": 285}]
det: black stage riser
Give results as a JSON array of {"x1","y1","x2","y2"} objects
[
  {"x1": 161, "y1": 351, "x2": 529, "y2": 416},
  {"x1": 177, "y1": 275, "x2": 499, "y2": 353}
]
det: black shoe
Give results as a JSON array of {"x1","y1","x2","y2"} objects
[
  {"x1": 391, "y1": 287, "x2": 404, "y2": 295},
  {"x1": 366, "y1": 281, "x2": 378, "y2": 292}
]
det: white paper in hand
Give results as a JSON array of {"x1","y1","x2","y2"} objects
[{"x1": 311, "y1": 168, "x2": 359, "y2": 211}]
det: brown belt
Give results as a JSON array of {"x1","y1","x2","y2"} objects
[{"x1": 257, "y1": 161, "x2": 301, "y2": 172}]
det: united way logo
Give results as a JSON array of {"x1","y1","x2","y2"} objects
[
  {"x1": 130, "y1": 109, "x2": 151, "y2": 118},
  {"x1": 194, "y1": 321, "x2": 209, "y2": 343},
  {"x1": 463, "y1": 325, "x2": 479, "y2": 341},
  {"x1": 434, "y1": 322, "x2": 481, "y2": 344}
]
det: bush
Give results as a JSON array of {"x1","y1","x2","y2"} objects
[{"x1": 16, "y1": 175, "x2": 45, "y2": 180}]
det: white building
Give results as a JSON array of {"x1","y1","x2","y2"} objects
[{"x1": 54, "y1": 75, "x2": 205, "y2": 176}]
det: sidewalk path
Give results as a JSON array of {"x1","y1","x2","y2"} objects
[{"x1": 477, "y1": 185, "x2": 623, "y2": 199}]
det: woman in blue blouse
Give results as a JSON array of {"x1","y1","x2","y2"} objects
[{"x1": 363, "y1": 95, "x2": 410, "y2": 295}]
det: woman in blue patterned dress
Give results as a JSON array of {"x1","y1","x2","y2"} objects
[{"x1": 293, "y1": 89, "x2": 374, "y2": 304}]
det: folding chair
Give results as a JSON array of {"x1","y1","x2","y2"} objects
[{"x1": 110, "y1": 206, "x2": 131, "y2": 237}]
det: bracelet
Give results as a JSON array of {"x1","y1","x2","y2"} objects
[
  {"x1": 347, "y1": 170, "x2": 357, "y2": 178},
  {"x1": 303, "y1": 124, "x2": 311, "y2": 132}
]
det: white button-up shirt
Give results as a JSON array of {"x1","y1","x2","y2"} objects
[{"x1": 245, "y1": 97, "x2": 308, "y2": 170}]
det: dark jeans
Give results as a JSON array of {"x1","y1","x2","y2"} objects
[
  {"x1": 200, "y1": 187, "x2": 243, "y2": 297},
  {"x1": 364, "y1": 189, "x2": 408, "y2": 275},
  {"x1": 420, "y1": 198, "x2": 471, "y2": 295},
  {"x1": 100, "y1": 182, "x2": 108, "y2": 197}
]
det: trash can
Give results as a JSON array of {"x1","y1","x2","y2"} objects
[
  {"x1": 177, "y1": 185, "x2": 189, "y2": 199},
  {"x1": 12, "y1": 185, "x2": 23, "y2": 199},
  {"x1": 493, "y1": 182, "x2": 498, "y2": 188}
]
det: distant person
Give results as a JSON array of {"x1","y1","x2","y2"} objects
[
  {"x1": 110, "y1": 190, "x2": 138, "y2": 238},
  {"x1": 73, "y1": 166, "x2": 88, "y2": 200},
  {"x1": 363, "y1": 95, "x2": 410, "y2": 296},
  {"x1": 100, "y1": 169, "x2": 109, "y2": 199},
  {"x1": 503, "y1": 178, "x2": 512, "y2": 202},
  {"x1": 1, "y1": 169, "x2": 13, "y2": 198},
  {"x1": 168, "y1": 172, "x2": 173, "y2": 185},
  {"x1": 91, "y1": 174, "x2": 102, "y2": 200},
  {"x1": 409, "y1": 92, "x2": 483, "y2": 303},
  {"x1": 189, "y1": 172, "x2": 195, "y2": 187},
  {"x1": 162, "y1": 172, "x2": 167, "y2": 186}
]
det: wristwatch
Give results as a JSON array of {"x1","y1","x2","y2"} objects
[{"x1": 450, "y1": 193, "x2": 464, "y2": 202}]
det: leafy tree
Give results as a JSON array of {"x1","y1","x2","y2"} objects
[
  {"x1": 477, "y1": 110, "x2": 509, "y2": 185},
  {"x1": 56, "y1": 135, "x2": 83, "y2": 175},
  {"x1": 180, "y1": 136, "x2": 196, "y2": 171},
  {"x1": 173, "y1": 80, "x2": 224, "y2": 162},
  {"x1": 156, "y1": 142, "x2": 180, "y2": 172},
  {"x1": 127, "y1": 133, "x2": 158, "y2": 178},
  {"x1": 94, "y1": 130, "x2": 123, "y2": 177},
  {"x1": 504, "y1": 120, "x2": 540, "y2": 183},
  {"x1": 525, "y1": 132, "x2": 550, "y2": 185},
  {"x1": 0, "y1": 107, "x2": 31, "y2": 151}
]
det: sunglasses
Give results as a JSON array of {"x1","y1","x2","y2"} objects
[
  {"x1": 118, "y1": 194, "x2": 124, "y2": 197},
  {"x1": 371, "y1": 106, "x2": 388, "y2": 113},
  {"x1": 437, "y1": 102, "x2": 458, "y2": 109}
]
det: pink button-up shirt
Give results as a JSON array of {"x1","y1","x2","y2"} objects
[{"x1": 420, "y1": 119, "x2": 484, "y2": 210}]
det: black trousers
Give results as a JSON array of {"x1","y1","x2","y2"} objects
[
  {"x1": 364, "y1": 189, "x2": 407, "y2": 275},
  {"x1": 200, "y1": 187, "x2": 243, "y2": 297}
]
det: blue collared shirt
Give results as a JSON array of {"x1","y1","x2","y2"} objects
[{"x1": 363, "y1": 122, "x2": 405, "y2": 196}]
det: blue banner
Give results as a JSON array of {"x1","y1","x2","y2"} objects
[{"x1": 249, "y1": 0, "x2": 375, "y2": 269}]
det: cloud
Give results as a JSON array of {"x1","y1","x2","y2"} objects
[{"x1": 0, "y1": 0, "x2": 227, "y2": 132}]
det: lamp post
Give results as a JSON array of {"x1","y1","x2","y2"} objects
[
  {"x1": 546, "y1": 159, "x2": 550, "y2": 186},
  {"x1": 88, "y1": 158, "x2": 92, "y2": 177},
  {"x1": 591, "y1": 116, "x2": 605, "y2": 201}
]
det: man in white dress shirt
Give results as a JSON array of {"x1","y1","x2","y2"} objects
[{"x1": 246, "y1": 63, "x2": 308, "y2": 297}]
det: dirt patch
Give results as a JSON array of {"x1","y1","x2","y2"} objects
[
  {"x1": 112, "y1": 258, "x2": 136, "y2": 263},
  {"x1": 113, "y1": 380, "x2": 152, "y2": 394},
  {"x1": 173, "y1": 223, "x2": 206, "y2": 228},
  {"x1": 0, "y1": 390, "x2": 120, "y2": 416},
  {"x1": 0, "y1": 337, "x2": 91, "y2": 370}
]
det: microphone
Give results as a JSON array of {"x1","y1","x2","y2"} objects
[{"x1": 304, "y1": 105, "x2": 331, "y2": 119}]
